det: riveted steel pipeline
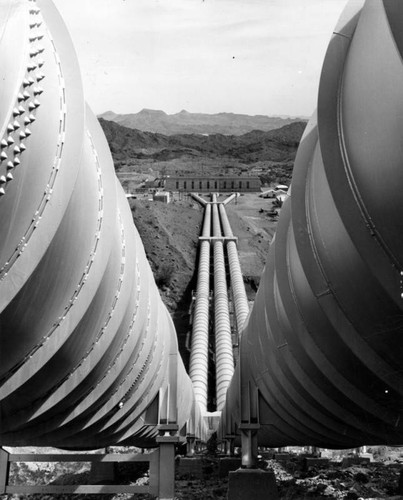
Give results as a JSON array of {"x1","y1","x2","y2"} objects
[
  {"x1": 190, "y1": 192, "x2": 208, "y2": 207},
  {"x1": 222, "y1": 193, "x2": 237, "y2": 206},
  {"x1": 189, "y1": 204, "x2": 211, "y2": 413},
  {"x1": 221, "y1": 0, "x2": 403, "y2": 449},
  {"x1": 189, "y1": 195, "x2": 247, "y2": 413},
  {"x1": 4, "y1": 0, "x2": 402, "y2": 456},
  {"x1": 0, "y1": 0, "x2": 204, "y2": 449},
  {"x1": 218, "y1": 203, "x2": 249, "y2": 333},
  {"x1": 212, "y1": 197, "x2": 234, "y2": 410}
]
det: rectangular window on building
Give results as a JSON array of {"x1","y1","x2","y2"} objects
[
  {"x1": 207, "y1": 181, "x2": 210, "y2": 189},
  {"x1": 176, "y1": 181, "x2": 179, "y2": 189},
  {"x1": 184, "y1": 181, "x2": 187, "y2": 189},
  {"x1": 215, "y1": 181, "x2": 218, "y2": 189},
  {"x1": 199, "y1": 181, "x2": 202, "y2": 189},
  {"x1": 191, "y1": 181, "x2": 194, "y2": 189},
  {"x1": 224, "y1": 181, "x2": 227, "y2": 188},
  {"x1": 239, "y1": 181, "x2": 242, "y2": 188},
  {"x1": 247, "y1": 181, "x2": 250, "y2": 189},
  {"x1": 231, "y1": 181, "x2": 234, "y2": 188}
]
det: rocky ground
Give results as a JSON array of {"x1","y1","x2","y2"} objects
[
  {"x1": 2, "y1": 447, "x2": 402, "y2": 499},
  {"x1": 267, "y1": 448, "x2": 403, "y2": 500}
]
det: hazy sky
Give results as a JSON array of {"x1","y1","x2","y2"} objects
[{"x1": 52, "y1": 0, "x2": 348, "y2": 117}]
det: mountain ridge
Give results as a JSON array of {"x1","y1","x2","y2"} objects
[
  {"x1": 98, "y1": 108, "x2": 306, "y2": 136},
  {"x1": 99, "y1": 118, "x2": 306, "y2": 165}
]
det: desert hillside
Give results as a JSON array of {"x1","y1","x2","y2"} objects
[
  {"x1": 99, "y1": 118, "x2": 306, "y2": 186},
  {"x1": 99, "y1": 108, "x2": 306, "y2": 136},
  {"x1": 99, "y1": 118, "x2": 305, "y2": 164}
]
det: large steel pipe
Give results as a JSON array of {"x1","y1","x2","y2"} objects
[
  {"x1": 189, "y1": 204, "x2": 211, "y2": 413},
  {"x1": 0, "y1": 0, "x2": 201, "y2": 449},
  {"x1": 222, "y1": 193, "x2": 237, "y2": 206},
  {"x1": 221, "y1": 0, "x2": 403, "y2": 448},
  {"x1": 190, "y1": 193, "x2": 208, "y2": 207},
  {"x1": 212, "y1": 199, "x2": 234, "y2": 410},
  {"x1": 219, "y1": 203, "x2": 249, "y2": 333}
]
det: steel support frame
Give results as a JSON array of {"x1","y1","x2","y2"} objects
[
  {"x1": 240, "y1": 379, "x2": 260, "y2": 468},
  {"x1": 156, "y1": 425, "x2": 179, "y2": 500},
  {"x1": 0, "y1": 352, "x2": 181, "y2": 499}
]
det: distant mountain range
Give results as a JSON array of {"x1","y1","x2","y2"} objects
[
  {"x1": 99, "y1": 118, "x2": 306, "y2": 165},
  {"x1": 98, "y1": 109, "x2": 306, "y2": 136}
]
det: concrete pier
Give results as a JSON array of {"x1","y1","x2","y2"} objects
[{"x1": 227, "y1": 468, "x2": 278, "y2": 500}]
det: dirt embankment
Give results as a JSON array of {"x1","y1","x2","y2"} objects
[
  {"x1": 224, "y1": 193, "x2": 278, "y2": 296},
  {"x1": 129, "y1": 195, "x2": 203, "y2": 312},
  {"x1": 129, "y1": 195, "x2": 203, "y2": 365}
]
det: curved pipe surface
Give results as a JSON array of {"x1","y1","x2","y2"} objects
[
  {"x1": 222, "y1": 193, "x2": 237, "y2": 206},
  {"x1": 221, "y1": 0, "x2": 403, "y2": 448},
  {"x1": 3, "y1": 0, "x2": 403, "y2": 454},
  {"x1": 213, "y1": 238, "x2": 234, "y2": 411},
  {"x1": 212, "y1": 201, "x2": 234, "y2": 410},
  {"x1": 0, "y1": 0, "x2": 201, "y2": 449},
  {"x1": 189, "y1": 205, "x2": 211, "y2": 413},
  {"x1": 190, "y1": 193, "x2": 208, "y2": 207},
  {"x1": 219, "y1": 203, "x2": 250, "y2": 333}
]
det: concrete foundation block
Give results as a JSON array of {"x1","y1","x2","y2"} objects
[
  {"x1": 176, "y1": 457, "x2": 204, "y2": 479},
  {"x1": 218, "y1": 457, "x2": 242, "y2": 477},
  {"x1": 227, "y1": 468, "x2": 278, "y2": 500}
]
